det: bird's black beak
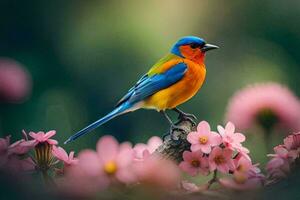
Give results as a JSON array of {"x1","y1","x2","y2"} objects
[{"x1": 201, "y1": 44, "x2": 219, "y2": 52}]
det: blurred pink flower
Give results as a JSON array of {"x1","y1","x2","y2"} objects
[
  {"x1": 52, "y1": 146, "x2": 78, "y2": 166},
  {"x1": 4, "y1": 156, "x2": 35, "y2": 172},
  {"x1": 208, "y1": 147, "x2": 234, "y2": 173},
  {"x1": 187, "y1": 121, "x2": 222, "y2": 154},
  {"x1": 62, "y1": 163, "x2": 109, "y2": 196},
  {"x1": 8, "y1": 139, "x2": 34, "y2": 155},
  {"x1": 220, "y1": 154, "x2": 264, "y2": 190},
  {"x1": 284, "y1": 132, "x2": 300, "y2": 151},
  {"x1": 0, "y1": 136, "x2": 35, "y2": 172},
  {"x1": 266, "y1": 145, "x2": 295, "y2": 177},
  {"x1": 179, "y1": 150, "x2": 209, "y2": 176},
  {"x1": 217, "y1": 122, "x2": 249, "y2": 154},
  {"x1": 0, "y1": 58, "x2": 32, "y2": 103},
  {"x1": 133, "y1": 136, "x2": 162, "y2": 160},
  {"x1": 0, "y1": 136, "x2": 10, "y2": 166},
  {"x1": 219, "y1": 173, "x2": 264, "y2": 190},
  {"x1": 266, "y1": 156, "x2": 289, "y2": 179},
  {"x1": 66, "y1": 135, "x2": 135, "y2": 192},
  {"x1": 133, "y1": 155, "x2": 181, "y2": 189},
  {"x1": 0, "y1": 136, "x2": 10, "y2": 154},
  {"x1": 234, "y1": 155, "x2": 260, "y2": 176},
  {"x1": 27, "y1": 130, "x2": 58, "y2": 145},
  {"x1": 225, "y1": 83, "x2": 300, "y2": 132},
  {"x1": 270, "y1": 145, "x2": 297, "y2": 162}
]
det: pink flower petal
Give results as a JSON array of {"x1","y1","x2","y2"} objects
[
  {"x1": 52, "y1": 146, "x2": 69, "y2": 162},
  {"x1": 45, "y1": 130, "x2": 56, "y2": 139},
  {"x1": 116, "y1": 147, "x2": 133, "y2": 168},
  {"x1": 209, "y1": 132, "x2": 222, "y2": 146},
  {"x1": 182, "y1": 151, "x2": 193, "y2": 161},
  {"x1": 147, "y1": 136, "x2": 163, "y2": 153},
  {"x1": 179, "y1": 162, "x2": 198, "y2": 176},
  {"x1": 200, "y1": 144, "x2": 211, "y2": 154},
  {"x1": 187, "y1": 132, "x2": 200, "y2": 144},
  {"x1": 217, "y1": 125, "x2": 225, "y2": 136},
  {"x1": 78, "y1": 150, "x2": 103, "y2": 176},
  {"x1": 29, "y1": 132, "x2": 38, "y2": 139},
  {"x1": 47, "y1": 139, "x2": 58, "y2": 145},
  {"x1": 96, "y1": 135, "x2": 119, "y2": 162},
  {"x1": 190, "y1": 144, "x2": 202, "y2": 152},
  {"x1": 197, "y1": 121, "x2": 211, "y2": 133},
  {"x1": 234, "y1": 133, "x2": 246, "y2": 143},
  {"x1": 225, "y1": 122, "x2": 235, "y2": 134}
]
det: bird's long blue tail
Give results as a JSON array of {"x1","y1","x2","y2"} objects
[{"x1": 64, "y1": 103, "x2": 131, "y2": 144}]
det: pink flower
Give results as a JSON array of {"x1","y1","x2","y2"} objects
[
  {"x1": 208, "y1": 147, "x2": 234, "y2": 173},
  {"x1": 0, "y1": 136, "x2": 10, "y2": 166},
  {"x1": 270, "y1": 145, "x2": 297, "y2": 163},
  {"x1": 28, "y1": 130, "x2": 58, "y2": 145},
  {"x1": 8, "y1": 139, "x2": 34, "y2": 155},
  {"x1": 234, "y1": 155, "x2": 260, "y2": 176},
  {"x1": 179, "y1": 150, "x2": 209, "y2": 176},
  {"x1": 219, "y1": 173, "x2": 264, "y2": 190},
  {"x1": 66, "y1": 135, "x2": 135, "y2": 192},
  {"x1": 187, "y1": 121, "x2": 222, "y2": 154},
  {"x1": 220, "y1": 154, "x2": 264, "y2": 190},
  {"x1": 133, "y1": 155, "x2": 181, "y2": 189},
  {"x1": 266, "y1": 145, "x2": 294, "y2": 177},
  {"x1": 284, "y1": 132, "x2": 300, "y2": 151},
  {"x1": 0, "y1": 136, "x2": 35, "y2": 172},
  {"x1": 225, "y1": 82, "x2": 300, "y2": 132},
  {"x1": 0, "y1": 58, "x2": 32, "y2": 103},
  {"x1": 133, "y1": 136, "x2": 163, "y2": 160},
  {"x1": 266, "y1": 157, "x2": 289, "y2": 179},
  {"x1": 217, "y1": 122, "x2": 249, "y2": 154},
  {"x1": 4, "y1": 156, "x2": 35, "y2": 172},
  {"x1": 0, "y1": 136, "x2": 10, "y2": 154},
  {"x1": 52, "y1": 146, "x2": 78, "y2": 166}
]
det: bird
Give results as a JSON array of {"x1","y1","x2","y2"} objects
[{"x1": 64, "y1": 36, "x2": 219, "y2": 144}]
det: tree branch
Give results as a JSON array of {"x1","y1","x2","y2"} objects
[{"x1": 154, "y1": 119, "x2": 196, "y2": 163}]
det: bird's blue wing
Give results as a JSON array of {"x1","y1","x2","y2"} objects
[
  {"x1": 65, "y1": 62, "x2": 187, "y2": 144},
  {"x1": 116, "y1": 62, "x2": 187, "y2": 106},
  {"x1": 116, "y1": 74, "x2": 148, "y2": 107}
]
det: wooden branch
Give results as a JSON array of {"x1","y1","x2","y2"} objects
[{"x1": 154, "y1": 119, "x2": 196, "y2": 163}]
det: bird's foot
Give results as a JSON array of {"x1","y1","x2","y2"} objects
[
  {"x1": 162, "y1": 124, "x2": 186, "y2": 145},
  {"x1": 178, "y1": 112, "x2": 197, "y2": 126}
]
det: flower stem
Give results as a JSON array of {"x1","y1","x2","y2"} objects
[
  {"x1": 263, "y1": 127, "x2": 273, "y2": 152},
  {"x1": 207, "y1": 170, "x2": 218, "y2": 189},
  {"x1": 41, "y1": 170, "x2": 56, "y2": 187}
]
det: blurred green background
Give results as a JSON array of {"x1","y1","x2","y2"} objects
[{"x1": 1, "y1": 0, "x2": 299, "y2": 165}]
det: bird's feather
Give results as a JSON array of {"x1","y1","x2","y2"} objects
[
  {"x1": 65, "y1": 62, "x2": 188, "y2": 144},
  {"x1": 116, "y1": 62, "x2": 187, "y2": 106}
]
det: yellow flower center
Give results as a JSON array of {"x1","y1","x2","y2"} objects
[
  {"x1": 234, "y1": 173, "x2": 247, "y2": 184},
  {"x1": 236, "y1": 164, "x2": 246, "y2": 172},
  {"x1": 104, "y1": 161, "x2": 118, "y2": 175},
  {"x1": 199, "y1": 136, "x2": 208, "y2": 144},
  {"x1": 191, "y1": 160, "x2": 200, "y2": 168},
  {"x1": 214, "y1": 155, "x2": 225, "y2": 165}
]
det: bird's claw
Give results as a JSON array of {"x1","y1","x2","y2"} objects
[
  {"x1": 178, "y1": 113, "x2": 197, "y2": 126},
  {"x1": 179, "y1": 112, "x2": 197, "y2": 120}
]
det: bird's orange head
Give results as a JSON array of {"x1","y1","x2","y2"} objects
[{"x1": 171, "y1": 36, "x2": 219, "y2": 64}]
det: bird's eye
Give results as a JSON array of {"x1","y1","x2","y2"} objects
[{"x1": 190, "y1": 43, "x2": 200, "y2": 49}]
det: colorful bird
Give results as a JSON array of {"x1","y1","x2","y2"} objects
[{"x1": 64, "y1": 36, "x2": 219, "y2": 144}]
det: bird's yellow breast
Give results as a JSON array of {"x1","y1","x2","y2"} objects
[{"x1": 143, "y1": 59, "x2": 206, "y2": 111}]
